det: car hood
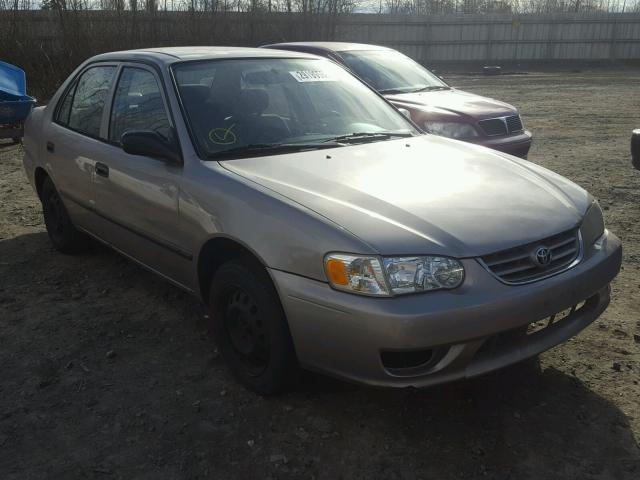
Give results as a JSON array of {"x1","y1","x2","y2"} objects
[
  {"x1": 218, "y1": 135, "x2": 591, "y2": 257},
  {"x1": 385, "y1": 88, "x2": 515, "y2": 119}
]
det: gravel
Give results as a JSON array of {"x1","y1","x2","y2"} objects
[{"x1": 1, "y1": 68, "x2": 639, "y2": 479}]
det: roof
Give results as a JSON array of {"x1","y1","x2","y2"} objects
[
  {"x1": 262, "y1": 42, "x2": 391, "y2": 53},
  {"x1": 89, "y1": 46, "x2": 319, "y2": 65}
]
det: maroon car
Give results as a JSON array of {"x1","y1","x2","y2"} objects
[{"x1": 263, "y1": 42, "x2": 532, "y2": 158}]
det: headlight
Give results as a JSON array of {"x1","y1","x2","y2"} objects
[
  {"x1": 324, "y1": 254, "x2": 464, "y2": 296},
  {"x1": 383, "y1": 256, "x2": 464, "y2": 295},
  {"x1": 324, "y1": 254, "x2": 389, "y2": 296},
  {"x1": 424, "y1": 121, "x2": 478, "y2": 139},
  {"x1": 580, "y1": 201, "x2": 605, "y2": 248}
]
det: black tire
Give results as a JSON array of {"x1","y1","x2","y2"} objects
[
  {"x1": 209, "y1": 259, "x2": 299, "y2": 395},
  {"x1": 41, "y1": 176, "x2": 90, "y2": 254}
]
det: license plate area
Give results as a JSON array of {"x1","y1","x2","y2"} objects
[{"x1": 526, "y1": 300, "x2": 587, "y2": 335}]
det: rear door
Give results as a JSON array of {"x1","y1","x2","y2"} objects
[
  {"x1": 44, "y1": 64, "x2": 117, "y2": 230},
  {"x1": 90, "y1": 63, "x2": 192, "y2": 288}
]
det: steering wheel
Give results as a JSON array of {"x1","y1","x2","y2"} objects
[{"x1": 304, "y1": 110, "x2": 346, "y2": 134}]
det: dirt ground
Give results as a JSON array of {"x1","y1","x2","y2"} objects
[{"x1": 1, "y1": 69, "x2": 639, "y2": 480}]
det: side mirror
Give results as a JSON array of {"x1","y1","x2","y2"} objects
[
  {"x1": 632, "y1": 129, "x2": 640, "y2": 170},
  {"x1": 398, "y1": 108, "x2": 411, "y2": 119},
  {"x1": 121, "y1": 130, "x2": 182, "y2": 165}
]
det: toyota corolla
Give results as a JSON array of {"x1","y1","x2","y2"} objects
[{"x1": 23, "y1": 47, "x2": 621, "y2": 394}]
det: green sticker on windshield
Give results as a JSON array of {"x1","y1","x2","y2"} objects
[{"x1": 209, "y1": 124, "x2": 237, "y2": 145}]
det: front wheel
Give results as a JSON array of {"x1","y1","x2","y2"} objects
[
  {"x1": 209, "y1": 259, "x2": 299, "y2": 395},
  {"x1": 41, "y1": 176, "x2": 90, "y2": 254}
]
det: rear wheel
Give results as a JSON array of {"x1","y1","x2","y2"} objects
[
  {"x1": 41, "y1": 176, "x2": 90, "y2": 254},
  {"x1": 209, "y1": 259, "x2": 299, "y2": 395}
]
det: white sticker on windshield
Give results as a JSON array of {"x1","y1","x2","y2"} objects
[{"x1": 289, "y1": 70, "x2": 336, "y2": 82}]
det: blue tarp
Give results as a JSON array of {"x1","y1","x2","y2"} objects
[
  {"x1": 0, "y1": 61, "x2": 35, "y2": 124},
  {"x1": 0, "y1": 60, "x2": 27, "y2": 97}
]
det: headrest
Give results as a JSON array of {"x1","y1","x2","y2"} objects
[
  {"x1": 179, "y1": 84, "x2": 210, "y2": 105},
  {"x1": 237, "y1": 89, "x2": 269, "y2": 115}
]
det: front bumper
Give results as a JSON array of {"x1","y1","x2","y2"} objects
[
  {"x1": 271, "y1": 230, "x2": 621, "y2": 388},
  {"x1": 470, "y1": 130, "x2": 533, "y2": 158}
]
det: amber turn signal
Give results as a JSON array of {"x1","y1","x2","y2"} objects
[{"x1": 325, "y1": 258, "x2": 349, "y2": 285}]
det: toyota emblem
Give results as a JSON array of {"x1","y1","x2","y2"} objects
[{"x1": 533, "y1": 246, "x2": 552, "y2": 267}]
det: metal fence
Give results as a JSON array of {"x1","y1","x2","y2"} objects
[
  {"x1": 335, "y1": 13, "x2": 640, "y2": 63},
  {"x1": 1, "y1": 10, "x2": 640, "y2": 97},
  {"x1": 2, "y1": 11, "x2": 640, "y2": 62}
]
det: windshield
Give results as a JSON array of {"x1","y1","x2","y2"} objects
[
  {"x1": 340, "y1": 50, "x2": 448, "y2": 94},
  {"x1": 172, "y1": 58, "x2": 419, "y2": 158}
]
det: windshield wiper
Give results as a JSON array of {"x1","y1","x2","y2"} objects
[
  {"x1": 379, "y1": 85, "x2": 449, "y2": 94},
  {"x1": 411, "y1": 85, "x2": 450, "y2": 92},
  {"x1": 379, "y1": 88, "x2": 408, "y2": 94},
  {"x1": 323, "y1": 131, "x2": 414, "y2": 144},
  {"x1": 206, "y1": 142, "x2": 342, "y2": 160}
]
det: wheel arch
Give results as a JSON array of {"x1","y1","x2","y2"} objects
[
  {"x1": 197, "y1": 235, "x2": 275, "y2": 305},
  {"x1": 34, "y1": 167, "x2": 49, "y2": 200}
]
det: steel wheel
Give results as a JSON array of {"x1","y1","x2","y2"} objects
[
  {"x1": 210, "y1": 259, "x2": 299, "y2": 394},
  {"x1": 223, "y1": 286, "x2": 270, "y2": 376}
]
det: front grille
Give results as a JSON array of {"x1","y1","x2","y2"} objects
[
  {"x1": 473, "y1": 297, "x2": 591, "y2": 362},
  {"x1": 526, "y1": 301, "x2": 586, "y2": 335},
  {"x1": 505, "y1": 115, "x2": 523, "y2": 133},
  {"x1": 478, "y1": 115, "x2": 523, "y2": 136},
  {"x1": 480, "y1": 228, "x2": 581, "y2": 284}
]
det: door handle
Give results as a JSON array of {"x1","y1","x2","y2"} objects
[
  {"x1": 46, "y1": 141, "x2": 55, "y2": 153},
  {"x1": 95, "y1": 162, "x2": 109, "y2": 178}
]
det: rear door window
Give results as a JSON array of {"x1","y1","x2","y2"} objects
[
  {"x1": 109, "y1": 67, "x2": 171, "y2": 143},
  {"x1": 62, "y1": 66, "x2": 117, "y2": 138}
]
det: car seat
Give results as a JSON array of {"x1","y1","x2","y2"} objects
[{"x1": 233, "y1": 88, "x2": 290, "y2": 145}]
